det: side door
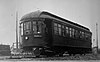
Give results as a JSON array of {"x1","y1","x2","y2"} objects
[{"x1": 44, "y1": 18, "x2": 53, "y2": 46}]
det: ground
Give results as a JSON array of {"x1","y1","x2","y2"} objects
[{"x1": 0, "y1": 54, "x2": 100, "y2": 62}]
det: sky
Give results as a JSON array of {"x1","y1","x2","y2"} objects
[{"x1": 0, "y1": 0, "x2": 100, "y2": 48}]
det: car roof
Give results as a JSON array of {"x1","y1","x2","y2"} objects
[{"x1": 21, "y1": 10, "x2": 90, "y2": 31}]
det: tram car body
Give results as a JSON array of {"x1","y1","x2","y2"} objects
[{"x1": 20, "y1": 10, "x2": 92, "y2": 56}]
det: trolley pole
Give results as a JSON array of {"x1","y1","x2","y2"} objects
[{"x1": 96, "y1": 23, "x2": 98, "y2": 53}]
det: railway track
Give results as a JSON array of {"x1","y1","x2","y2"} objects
[{"x1": 8, "y1": 53, "x2": 99, "y2": 60}]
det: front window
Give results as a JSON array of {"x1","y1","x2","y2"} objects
[
  {"x1": 24, "y1": 22, "x2": 31, "y2": 30},
  {"x1": 24, "y1": 21, "x2": 31, "y2": 35},
  {"x1": 38, "y1": 21, "x2": 42, "y2": 33},
  {"x1": 33, "y1": 21, "x2": 42, "y2": 34},
  {"x1": 33, "y1": 21, "x2": 37, "y2": 33},
  {"x1": 20, "y1": 23, "x2": 23, "y2": 35}
]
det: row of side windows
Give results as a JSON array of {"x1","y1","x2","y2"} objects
[{"x1": 53, "y1": 23, "x2": 91, "y2": 41}]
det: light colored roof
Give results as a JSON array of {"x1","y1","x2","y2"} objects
[{"x1": 21, "y1": 10, "x2": 42, "y2": 20}]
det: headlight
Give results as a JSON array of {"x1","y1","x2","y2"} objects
[
  {"x1": 37, "y1": 32, "x2": 40, "y2": 33},
  {"x1": 25, "y1": 36, "x2": 29, "y2": 40}
]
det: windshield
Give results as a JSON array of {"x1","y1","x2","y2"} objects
[
  {"x1": 33, "y1": 21, "x2": 43, "y2": 34},
  {"x1": 24, "y1": 21, "x2": 31, "y2": 35},
  {"x1": 22, "y1": 20, "x2": 44, "y2": 35}
]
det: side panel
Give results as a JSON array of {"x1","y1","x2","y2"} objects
[{"x1": 52, "y1": 20, "x2": 92, "y2": 48}]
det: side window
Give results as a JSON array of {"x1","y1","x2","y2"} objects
[
  {"x1": 69, "y1": 28, "x2": 72, "y2": 37},
  {"x1": 85, "y1": 32, "x2": 88, "y2": 40},
  {"x1": 58, "y1": 24, "x2": 61, "y2": 35},
  {"x1": 54, "y1": 23, "x2": 58, "y2": 35},
  {"x1": 62, "y1": 25, "x2": 65, "y2": 36},
  {"x1": 21, "y1": 23, "x2": 23, "y2": 35},
  {"x1": 89, "y1": 34, "x2": 92, "y2": 41},
  {"x1": 79, "y1": 31, "x2": 82, "y2": 39},
  {"x1": 72, "y1": 28, "x2": 75, "y2": 38},
  {"x1": 82, "y1": 32, "x2": 85, "y2": 39},
  {"x1": 75, "y1": 30, "x2": 78, "y2": 38},
  {"x1": 87, "y1": 33, "x2": 91, "y2": 41},
  {"x1": 66, "y1": 26, "x2": 69, "y2": 36}
]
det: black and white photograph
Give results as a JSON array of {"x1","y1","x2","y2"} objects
[{"x1": 0, "y1": 0, "x2": 100, "y2": 62}]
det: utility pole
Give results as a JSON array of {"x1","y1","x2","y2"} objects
[
  {"x1": 16, "y1": 11, "x2": 18, "y2": 49},
  {"x1": 96, "y1": 23, "x2": 98, "y2": 53}
]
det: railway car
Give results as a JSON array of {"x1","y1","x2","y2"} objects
[{"x1": 20, "y1": 10, "x2": 92, "y2": 57}]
